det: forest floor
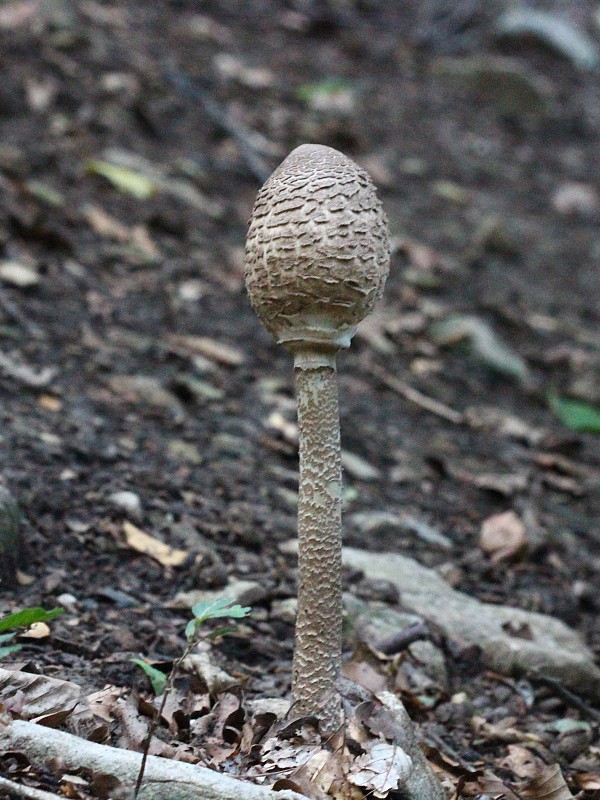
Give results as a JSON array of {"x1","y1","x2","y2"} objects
[{"x1": 0, "y1": 1, "x2": 599, "y2": 798}]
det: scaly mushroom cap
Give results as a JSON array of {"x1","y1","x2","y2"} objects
[{"x1": 245, "y1": 144, "x2": 390, "y2": 355}]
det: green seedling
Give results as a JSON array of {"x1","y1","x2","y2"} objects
[
  {"x1": 550, "y1": 394, "x2": 600, "y2": 433},
  {"x1": 134, "y1": 597, "x2": 250, "y2": 798},
  {"x1": 0, "y1": 607, "x2": 63, "y2": 659}
]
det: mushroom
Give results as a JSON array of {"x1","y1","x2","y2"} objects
[{"x1": 245, "y1": 144, "x2": 390, "y2": 729}]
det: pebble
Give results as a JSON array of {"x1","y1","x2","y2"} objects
[{"x1": 108, "y1": 490, "x2": 142, "y2": 520}]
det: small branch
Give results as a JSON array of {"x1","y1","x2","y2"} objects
[
  {"x1": 0, "y1": 775, "x2": 63, "y2": 800},
  {"x1": 0, "y1": 720, "x2": 306, "y2": 800},
  {"x1": 0, "y1": 351, "x2": 56, "y2": 388},
  {"x1": 373, "y1": 621, "x2": 430, "y2": 656},
  {"x1": 532, "y1": 674, "x2": 600, "y2": 724},
  {"x1": 372, "y1": 364, "x2": 464, "y2": 424},
  {"x1": 164, "y1": 66, "x2": 273, "y2": 183},
  {"x1": 0, "y1": 289, "x2": 43, "y2": 338}
]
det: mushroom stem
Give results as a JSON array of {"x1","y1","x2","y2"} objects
[{"x1": 292, "y1": 357, "x2": 343, "y2": 729}]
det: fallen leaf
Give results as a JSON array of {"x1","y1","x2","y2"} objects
[
  {"x1": 182, "y1": 642, "x2": 238, "y2": 694},
  {"x1": 86, "y1": 160, "x2": 157, "y2": 199},
  {"x1": 549, "y1": 395, "x2": 600, "y2": 434},
  {"x1": 480, "y1": 511, "x2": 527, "y2": 562},
  {"x1": 0, "y1": 667, "x2": 81, "y2": 722},
  {"x1": 166, "y1": 334, "x2": 244, "y2": 366},
  {"x1": 495, "y1": 9, "x2": 599, "y2": 71},
  {"x1": 86, "y1": 686, "x2": 123, "y2": 722},
  {"x1": 122, "y1": 521, "x2": 187, "y2": 567},
  {"x1": 499, "y1": 744, "x2": 546, "y2": 779},
  {"x1": 430, "y1": 315, "x2": 530, "y2": 384},
  {"x1": 518, "y1": 764, "x2": 574, "y2": 800},
  {"x1": 38, "y1": 395, "x2": 62, "y2": 412},
  {"x1": 346, "y1": 741, "x2": 412, "y2": 798},
  {"x1": 19, "y1": 622, "x2": 51, "y2": 639}
]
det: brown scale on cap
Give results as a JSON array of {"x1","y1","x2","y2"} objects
[{"x1": 245, "y1": 144, "x2": 390, "y2": 360}]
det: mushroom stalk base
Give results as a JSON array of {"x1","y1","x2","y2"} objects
[{"x1": 292, "y1": 360, "x2": 343, "y2": 731}]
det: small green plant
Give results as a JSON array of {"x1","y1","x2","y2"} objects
[
  {"x1": 134, "y1": 597, "x2": 250, "y2": 798},
  {"x1": 0, "y1": 607, "x2": 63, "y2": 659},
  {"x1": 549, "y1": 394, "x2": 600, "y2": 433}
]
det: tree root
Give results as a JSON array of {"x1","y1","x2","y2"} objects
[
  {"x1": 0, "y1": 720, "x2": 305, "y2": 800},
  {"x1": 376, "y1": 692, "x2": 447, "y2": 800}
]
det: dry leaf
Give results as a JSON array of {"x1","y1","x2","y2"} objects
[
  {"x1": 518, "y1": 764, "x2": 574, "y2": 800},
  {"x1": 182, "y1": 642, "x2": 238, "y2": 694},
  {"x1": 0, "y1": 667, "x2": 81, "y2": 722},
  {"x1": 19, "y1": 622, "x2": 51, "y2": 639},
  {"x1": 122, "y1": 521, "x2": 187, "y2": 567},
  {"x1": 499, "y1": 745, "x2": 547, "y2": 779},
  {"x1": 346, "y1": 741, "x2": 412, "y2": 798},
  {"x1": 86, "y1": 686, "x2": 123, "y2": 722},
  {"x1": 166, "y1": 334, "x2": 244, "y2": 366},
  {"x1": 480, "y1": 510, "x2": 527, "y2": 562}
]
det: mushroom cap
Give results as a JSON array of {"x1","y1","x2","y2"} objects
[{"x1": 245, "y1": 144, "x2": 390, "y2": 355}]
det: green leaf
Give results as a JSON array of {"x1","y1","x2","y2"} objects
[
  {"x1": 186, "y1": 598, "x2": 251, "y2": 641},
  {"x1": 86, "y1": 160, "x2": 157, "y2": 200},
  {"x1": 296, "y1": 78, "x2": 351, "y2": 103},
  {"x1": 549, "y1": 395, "x2": 600, "y2": 433},
  {"x1": 0, "y1": 607, "x2": 63, "y2": 634},
  {"x1": 0, "y1": 644, "x2": 22, "y2": 659},
  {"x1": 133, "y1": 658, "x2": 168, "y2": 696},
  {"x1": 208, "y1": 626, "x2": 236, "y2": 640},
  {"x1": 0, "y1": 632, "x2": 16, "y2": 644}
]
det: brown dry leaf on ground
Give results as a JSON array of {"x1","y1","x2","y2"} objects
[
  {"x1": 122, "y1": 521, "x2": 188, "y2": 567},
  {"x1": 518, "y1": 763, "x2": 574, "y2": 800},
  {"x1": 479, "y1": 511, "x2": 528, "y2": 562},
  {"x1": 0, "y1": 667, "x2": 81, "y2": 723},
  {"x1": 346, "y1": 741, "x2": 412, "y2": 797}
]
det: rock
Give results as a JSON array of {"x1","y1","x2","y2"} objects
[
  {"x1": 0, "y1": 261, "x2": 40, "y2": 288},
  {"x1": 167, "y1": 439, "x2": 203, "y2": 465},
  {"x1": 431, "y1": 56, "x2": 552, "y2": 118},
  {"x1": 408, "y1": 640, "x2": 448, "y2": 691},
  {"x1": 170, "y1": 580, "x2": 267, "y2": 610},
  {"x1": 271, "y1": 598, "x2": 297, "y2": 624},
  {"x1": 341, "y1": 546, "x2": 600, "y2": 701},
  {"x1": 346, "y1": 602, "x2": 449, "y2": 691},
  {"x1": 280, "y1": 539, "x2": 600, "y2": 699},
  {"x1": 552, "y1": 182, "x2": 599, "y2": 217},
  {"x1": 341, "y1": 451, "x2": 380, "y2": 481},
  {"x1": 108, "y1": 490, "x2": 142, "y2": 520},
  {"x1": 495, "y1": 9, "x2": 600, "y2": 72}
]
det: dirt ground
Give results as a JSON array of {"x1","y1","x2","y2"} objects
[{"x1": 0, "y1": 0, "x2": 599, "y2": 797}]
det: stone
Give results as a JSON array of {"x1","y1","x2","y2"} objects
[
  {"x1": 431, "y1": 56, "x2": 552, "y2": 118},
  {"x1": 108, "y1": 490, "x2": 142, "y2": 520},
  {"x1": 170, "y1": 580, "x2": 267, "y2": 610},
  {"x1": 341, "y1": 546, "x2": 600, "y2": 701},
  {"x1": 280, "y1": 539, "x2": 600, "y2": 698}
]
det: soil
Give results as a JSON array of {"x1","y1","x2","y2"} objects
[{"x1": 0, "y1": 0, "x2": 599, "y2": 796}]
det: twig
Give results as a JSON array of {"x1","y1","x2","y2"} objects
[
  {"x1": 134, "y1": 638, "x2": 196, "y2": 798},
  {"x1": 163, "y1": 65, "x2": 272, "y2": 183},
  {"x1": 0, "y1": 720, "x2": 306, "y2": 800},
  {"x1": 0, "y1": 351, "x2": 56, "y2": 388},
  {"x1": 0, "y1": 775, "x2": 64, "y2": 800},
  {"x1": 0, "y1": 289, "x2": 43, "y2": 338},
  {"x1": 532, "y1": 674, "x2": 600, "y2": 724},
  {"x1": 371, "y1": 365, "x2": 464, "y2": 424},
  {"x1": 373, "y1": 621, "x2": 430, "y2": 656}
]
